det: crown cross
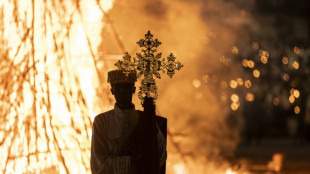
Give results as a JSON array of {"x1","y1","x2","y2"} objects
[{"x1": 115, "y1": 31, "x2": 184, "y2": 102}]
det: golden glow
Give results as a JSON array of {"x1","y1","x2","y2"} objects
[
  {"x1": 220, "y1": 81, "x2": 228, "y2": 88},
  {"x1": 240, "y1": 9, "x2": 246, "y2": 16},
  {"x1": 231, "y1": 102, "x2": 240, "y2": 111},
  {"x1": 244, "y1": 80, "x2": 251, "y2": 88},
  {"x1": 293, "y1": 46, "x2": 300, "y2": 55},
  {"x1": 202, "y1": 75, "x2": 210, "y2": 83},
  {"x1": 230, "y1": 80, "x2": 238, "y2": 89},
  {"x1": 246, "y1": 93, "x2": 255, "y2": 102},
  {"x1": 282, "y1": 57, "x2": 289, "y2": 64},
  {"x1": 211, "y1": 75, "x2": 219, "y2": 83},
  {"x1": 253, "y1": 69, "x2": 260, "y2": 78},
  {"x1": 236, "y1": 78, "x2": 244, "y2": 86},
  {"x1": 273, "y1": 97, "x2": 280, "y2": 106},
  {"x1": 231, "y1": 46, "x2": 239, "y2": 54},
  {"x1": 283, "y1": 73, "x2": 289, "y2": 81},
  {"x1": 192, "y1": 79, "x2": 201, "y2": 88},
  {"x1": 220, "y1": 93, "x2": 227, "y2": 102},
  {"x1": 293, "y1": 89, "x2": 300, "y2": 98},
  {"x1": 226, "y1": 169, "x2": 237, "y2": 174},
  {"x1": 259, "y1": 50, "x2": 269, "y2": 58},
  {"x1": 261, "y1": 55, "x2": 268, "y2": 64},
  {"x1": 173, "y1": 163, "x2": 188, "y2": 174},
  {"x1": 231, "y1": 94, "x2": 239, "y2": 102},
  {"x1": 195, "y1": 92, "x2": 203, "y2": 100},
  {"x1": 294, "y1": 106, "x2": 300, "y2": 114},
  {"x1": 252, "y1": 42, "x2": 259, "y2": 49},
  {"x1": 248, "y1": 60, "x2": 255, "y2": 68},
  {"x1": 0, "y1": 0, "x2": 115, "y2": 173},
  {"x1": 242, "y1": 59, "x2": 248, "y2": 67},
  {"x1": 289, "y1": 95, "x2": 295, "y2": 103},
  {"x1": 293, "y1": 61, "x2": 299, "y2": 70}
]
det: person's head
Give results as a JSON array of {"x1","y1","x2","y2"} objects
[{"x1": 108, "y1": 70, "x2": 137, "y2": 109}]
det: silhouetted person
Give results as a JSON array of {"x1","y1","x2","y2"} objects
[{"x1": 91, "y1": 70, "x2": 167, "y2": 174}]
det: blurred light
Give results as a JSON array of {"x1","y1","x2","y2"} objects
[
  {"x1": 231, "y1": 46, "x2": 239, "y2": 55},
  {"x1": 252, "y1": 42, "x2": 259, "y2": 49},
  {"x1": 248, "y1": 60, "x2": 255, "y2": 68},
  {"x1": 246, "y1": 93, "x2": 255, "y2": 102},
  {"x1": 195, "y1": 92, "x2": 203, "y2": 100},
  {"x1": 231, "y1": 102, "x2": 240, "y2": 111},
  {"x1": 220, "y1": 93, "x2": 227, "y2": 102},
  {"x1": 202, "y1": 75, "x2": 210, "y2": 83},
  {"x1": 220, "y1": 81, "x2": 228, "y2": 88},
  {"x1": 192, "y1": 79, "x2": 201, "y2": 88},
  {"x1": 283, "y1": 73, "x2": 289, "y2": 81},
  {"x1": 230, "y1": 80, "x2": 237, "y2": 89},
  {"x1": 231, "y1": 94, "x2": 239, "y2": 102},
  {"x1": 244, "y1": 80, "x2": 251, "y2": 88},
  {"x1": 211, "y1": 75, "x2": 218, "y2": 83},
  {"x1": 253, "y1": 69, "x2": 260, "y2": 78},
  {"x1": 293, "y1": 90, "x2": 300, "y2": 98},
  {"x1": 219, "y1": 56, "x2": 231, "y2": 66},
  {"x1": 272, "y1": 153, "x2": 284, "y2": 172},
  {"x1": 282, "y1": 57, "x2": 289, "y2": 64},
  {"x1": 294, "y1": 106, "x2": 300, "y2": 114},
  {"x1": 293, "y1": 46, "x2": 300, "y2": 55},
  {"x1": 273, "y1": 97, "x2": 280, "y2": 106},
  {"x1": 236, "y1": 78, "x2": 244, "y2": 86},
  {"x1": 292, "y1": 61, "x2": 299, "y2": 69},
  {"x1": 289, "y1": 95, "x2": 295, "y2": 103},
  {"x1": 226, "y1": 169, "x2": 237, "y2": 174},
  {"x1": 259, "y1": 50, "x2": 269, "y2": 58},
  {"x1": 173, "y1": 163, "x2": 188, "y2": 174},
  {"x1": 240, "y1": 9, "x2": 246, "y2": 16},
  {"x1": 261, "y1": 55, "x2": 268, "y2": 64},
  {"x1": 242, "y1": 59, "x2": 248, "y2": 67}
]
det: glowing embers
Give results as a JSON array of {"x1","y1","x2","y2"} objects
[
  {"x1": 219, "y1": 56, "x2": 232, "y2": 66},
  {"x1": 192, "y1": 79, "x2": 201, "y2": 88},
  {"x1": 230, "y1": 80, "x2": 238, "y2": 89},
  {"x1": 245, "y1": 93, "x2": 255, "y2": 102},
  {"x1": 244, "y1": 80, "x2": 251, "y2": 88},
  {"x1": 293, "y1": 46, "x2": 300, "y2": 55},
  {"x1": 282, "y1": 73, "x2": 289, "y2": 81},
  {"x1": 231, "y1": 46, "x2": 239, "y2": 55},
  {"x1": 290, "y1": 88, "x2": 300, "y2": 98},
  {"x1": 294, "y1": 106, "x2": 300, "y2": 114},
  {"x1": 273, "y1": 97, "x2": 280, "y2": 106},
  {"x1": 252, "y1": 42, "x2": 259, "y2": 49},
  {"x1": 242, "y1": 59, "x2": 254, "y2": 68},
  {"x1": 248, "y1": 60, "x2": 255, "y2": 68},
  {"x1": 282, "y1": 57, "x2": 289, "y2": 64},
  {"x1": 289, "y1": 95, "x2": 295, "y2": 104},
  {"x1": 292, "y1": 61, "x2": 299, "y2": 70},
  {"x1": 253, "y1": 69, "x2": 260, "y2": 78},
  {"x1": 259, "y1": 50, "x2": 269, "y2": 64},
  {"x1": 230, "y1": 93, "x2": 240, "y2": 111}
]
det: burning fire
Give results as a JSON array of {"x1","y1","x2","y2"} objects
[
  {"x1": 0, "y1": 0, "x2": 114, "y2": 173},
  {"x1": 1, "y1": 0, "x2": 284, "y2": 173}
]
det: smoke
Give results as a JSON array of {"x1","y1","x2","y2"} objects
[{"x1": 105, "y1": 0, "x2": 257, "y2": 172}]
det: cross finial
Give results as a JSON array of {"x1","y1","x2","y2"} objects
[{"x1": 115, "y1": 31, "x2": 184, "y2": 102}]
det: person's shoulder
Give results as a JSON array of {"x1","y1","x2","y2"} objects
[{"x1": 93, "y1": 109, "x2": 114, "y2": 122}]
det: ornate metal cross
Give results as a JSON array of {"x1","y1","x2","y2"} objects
[{"x1": 115, "y1": 31, "x2": 183, "y2": 102}]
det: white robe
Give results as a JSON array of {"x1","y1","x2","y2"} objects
[{"x1": 90, "y1": 105, "x2": 167, "y2": 174}]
